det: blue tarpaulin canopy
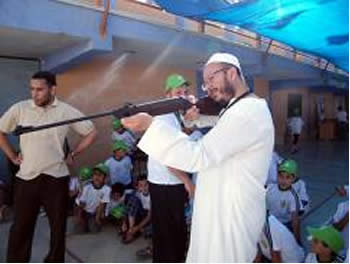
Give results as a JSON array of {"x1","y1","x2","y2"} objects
[{"x1": 154, "y1": 0, "x2": 349, "y2": 72}]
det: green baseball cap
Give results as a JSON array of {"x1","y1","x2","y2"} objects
[
  {"x1": 112, "y1": 140, "x2": 129, "y2": 152},
  {"x1": 112, "y1": 119, "x2": 122, "y2": 130},
  {"x1": 111, "y1": 205, "x2": 126, "y2": 219},
  {"x1": 79, "y1": 166, "x2": 92, "y2": 181},
  {"x1": 307, "y1": 226, "x2": 344, "y2": 254},
  {"x1": 278, "y1": 159, "x2": 298, "y2": 176},
  {"x1": 93, "y1": 163, "x2": 109, "y2": 176},
  {"x1": 165, "y1": 74, "x2": 189, "y2": 92}
]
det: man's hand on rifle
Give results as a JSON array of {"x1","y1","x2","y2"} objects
[
  {"x1": 122, "y1": 113, "x2": 153, "y2": 133},
  {"x1": 184, "y1": 106, "x2": 200, "y2": 122}
]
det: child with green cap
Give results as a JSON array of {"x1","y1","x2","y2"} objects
[
  {"x1": 111, "y1": 118, "x2": 136, "y2": 153},
  {"x1": 266, "y1": 159, "x2": 302, "y2": 244},
  {"x1": 121, "y1": 177, "x2": 151, "y2": 244},
  {"x1": 305, "y1": 225, "x2": 345, "y2": 262},
  {"x1": 67, "y1": 167, "x2": 90, "y2": 216},
  {"x1": 105, "y1": 140, "x2": 134, "y2": 188},
  {"x1": 75, "y1": 163, "x2": 111, "y2": 233}
]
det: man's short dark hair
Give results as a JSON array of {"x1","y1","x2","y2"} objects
[{"x1": 31, "y1": 71, "x2": 57, "y2": 87}]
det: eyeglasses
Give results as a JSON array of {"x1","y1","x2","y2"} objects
[{"x1": 201, "y1": 67, "x2": 230, "y2": 91}]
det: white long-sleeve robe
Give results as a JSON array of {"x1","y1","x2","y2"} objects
[{"x1": 138, "y1": 97, "x2": 274, "y2": 262}]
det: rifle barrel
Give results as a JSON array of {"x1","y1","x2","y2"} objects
[{"x1": 13, "y1": 97, "x2": 194, "y2": 136}]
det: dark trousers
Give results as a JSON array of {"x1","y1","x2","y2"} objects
[
  {"x1": 7, "y1": 174, "x2": 69, "y2": 263},
  {"x1": 149, "y1": 183, "x2": 187, "y2": 263}
]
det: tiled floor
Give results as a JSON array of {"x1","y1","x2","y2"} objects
[{"x1": 0, "y1": 139, "x2": 348, "y2": 262}]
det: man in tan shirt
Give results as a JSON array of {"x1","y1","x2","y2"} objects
[{"x1": 0, "y1": 71, "x2": 97, "y2": 262}]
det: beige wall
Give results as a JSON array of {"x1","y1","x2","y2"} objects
[
  {"x1": 271, "y1": 87, "x2": 310, "y2": 145},
  {"x1": 56, "y1": 57, "x2": 196, "y2": 172},
  {"x1": 254, "y1": 77, "x2": 269, "y2": 99}
]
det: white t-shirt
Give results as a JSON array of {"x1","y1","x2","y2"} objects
[
  {"x1": 147, "y1": 113, "x2": 183, "y2": 185},
  {"x1": 77, "y1": 183, "x2": 111, "y2": 214},
  {"x1": 266, "y1": 184, "x2": 299, "y2": 223},
  {"x1": 136, "y1": 192, "x2": 151, "y2": 210},
  {"x1": 266, "y1": 152, "x2": 283, "y2": 185},
  {"x1": 288, "y1": 117, "x2": 304, "y2": 134},
  {"x1": 111, "y1": 130, "x2": 136, "y2": 149},
  {"x1": 292, "y1": 179, "x2": 310, "y2": 212},
  {"x1": 336, "y1": 111, "x2": 348, "y2": 123},
  {"x1": 259, "y1": 215, "x2": 304, "y2": 262},
  {"x1": 69, "y1": 177, "x2": 80, "y2": 193},
  {"x1": 105, "y1": 156, "x2": 133, "y2": 186},
  {"x1": 332, "y1": 201, "x2": 349, "y2": 256}
]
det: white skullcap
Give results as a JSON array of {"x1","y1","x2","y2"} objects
[{"x1": 206, "y1": 52, "x2": 245, "y2": 81}]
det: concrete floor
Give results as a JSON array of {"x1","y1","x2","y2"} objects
[{"x1": 0, "y1": 140, "x2": 348, "y2": 262}]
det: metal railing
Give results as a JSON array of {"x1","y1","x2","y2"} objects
[{"x1": 55, "y1": 0, "x2": 346, "y2": 75}]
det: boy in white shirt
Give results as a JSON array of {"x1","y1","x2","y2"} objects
[
  {"x1": 68, "y1": 168, "x2": 88, "y2": 216},
  {"x1": 254, "y1": 213, "x2": 304, "y2": 262},
  {"x1": 105, "y1": 140, "x2": 133, "y2": 188},
  {"x1": 305, "y1": 226, "x2": 345, "y2": 263},
  {"x1": 266, "y1": 159, "x2": 302, "y2": 244},
  {"x1": 122, "y1": 177, "x2": 151, "y2": 244},
  {"x1": 111, "y1": 118, "x2": 136, "y2": 153},
  {"x1": 75, "y1": 163, "x2": 111, "y2": 233}
]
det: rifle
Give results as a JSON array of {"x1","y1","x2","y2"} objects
[{"x1": 13, "y1": 96, "x2": 222, "y2": 136}]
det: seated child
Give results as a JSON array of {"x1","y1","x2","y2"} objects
[
  {"x1": 68, "y1": 167, "x2": 91, "y2": 215},
  {"x1": 75, "y1": 163, "x2": 111, "y2": 233},
  {"x1": 121, "y1": 177, "x2": 151, "y2": 244},
  {"x1": 327, "y1": 200, "x2": 349, "y2": 257},
  {"x1": 255, "y1": 213, "x2": 304, "y2": 263},
  {"x1": 266, "y1": 159, "x2": 302, "y2": 244},
  {"x1": 105, "y1": 140, "x2": 133, "y2": 188},
  {"x1": 305, "y1": 226, "x2": 345, "y2": 263},
  {"x1": 108, "y1": 183, "x2": 128, "y2": 226}
]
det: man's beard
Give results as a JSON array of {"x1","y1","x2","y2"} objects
[
  {"x1": 217, "y1": 78, "x2": 235, "y2": 106},
  {"x1": 36, "y1": 94, "x2": 53, "y2": 107}
]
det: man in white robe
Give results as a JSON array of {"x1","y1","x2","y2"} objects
[{"x1": 122, "y1": 53, "x2": 275, "y2": 262}]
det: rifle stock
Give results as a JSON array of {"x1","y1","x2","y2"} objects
[{"x1": 13, "y1": 96, "x2": 222, "y2": 136}]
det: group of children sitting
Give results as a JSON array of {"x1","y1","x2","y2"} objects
[
  {"x1": 255, "y1": 151, "x2": 349, "y2": 263},
  {"x1": 68, "y1": 118, "x2": 152, "y2": 246}
]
